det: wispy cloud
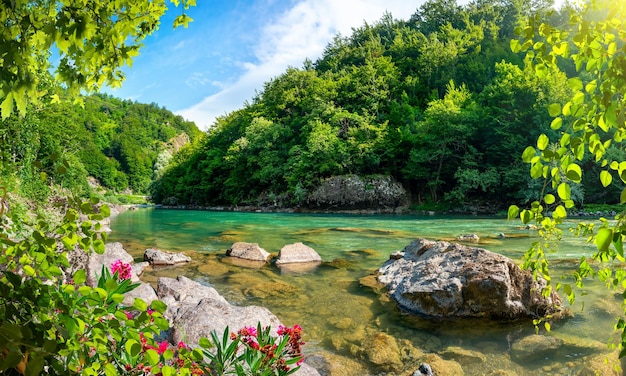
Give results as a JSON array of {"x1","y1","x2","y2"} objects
[{"x1": 178, "y1": 0, "x2": 418, "y2": 130}]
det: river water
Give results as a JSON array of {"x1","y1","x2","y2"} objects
[{"x1": 109, "y1": 208, "x2": 624, "y2": 375}]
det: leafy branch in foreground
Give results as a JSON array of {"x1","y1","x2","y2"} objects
[{"x1": 509, "y1": 0, "x2": 626, "y2": 357}]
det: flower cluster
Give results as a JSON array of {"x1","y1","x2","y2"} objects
[
  {"x1": 111, "y1": 259, "x2": 132, "y2": 280},
  {"x1": 277, "y1": 324, "x2": 305, "y2": 366},
  {"x1": 202, "y1": 324, "x2": 305, "y2": 376}
]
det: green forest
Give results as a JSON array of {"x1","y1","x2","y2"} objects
[
  {"x1": 149, "y1": 0, "x2": 624, "y2": 210},
  {"x1": 2, "y1": 0, "x2": 622, "y2": 212},
  {"x1": 0, "y1": 89, "x2": 201, "y2": 207}
]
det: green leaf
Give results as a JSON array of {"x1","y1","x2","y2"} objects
[
  {"x1": 74, "y1": 269, "x2": 86, "y2": 285},
  {"x1": 567, "y1": 77, "x2": 583, "y2": 91},
  {"x1": 522, "y1": 146, "x2": 536, "y2": 163},
  {"x1": 557, "y1": 183, "x2": 571, "y2": 200},
  {"x1": 621, "y1": 188, "x2": 626, "y2": 204},
  {"x1": 126, "y1": 339, "x2": 142, "y2": 357},
  {"x1": 510, "y1": 39, "x2": 521, "y2": 53},
  {"x1": 23, "y1": 265, "x2": 36, "y2": 277},
  {"x1": 521, "y1": 209, "x2": 532, "y2": 224},
  {"x1": 544, "y1": 194, "x2": 555, "y2": 204},
  {"x1": 566, "y1": 164, "x2": 582, "y2": 183},
  {"x1": 553, "y1": 205, "x2": 567, "y2": 219},
  {"x1": 1, "y1": 92, "x2": 14, "y2": 119},
  {"x1": 530, "y1": 162, "x2": 543, "y2": 179},
  {"x1": 508, "y1": 205, "x2": 520, "y2": 220},
  {"x1": 596, "y1": 228, "x2": 613, "y2": 253},
  {"x1": 144, "y1": 349, "x2": 160, "y2": 366},
  {"x1": 550, "y1": 117, "x2": 563, "y2": 130},
  {"x1": 198, "y1": 337, "x2": 212, "y2": 349},
  {"x1": 600, "y1": 170, "x2": 613, "y2": 187},
  {"x1": 585, "y1": 79, "x2": 597, "y2": 93},
  {"x1": 151, "y1": 299, "x2": 167, "y2": 313},
  {"x1": 537, "y1": 134, "x2": 549, "y2": 151},
  {"x1": 134, "y1": 298, "x2": 148, "y2": 311},
  {"x1": 548, "y1": 103, "x2": 561, "y2": 117},
  {"x1": 104, "y1": 363, "x2": 117, "y2": 376}
]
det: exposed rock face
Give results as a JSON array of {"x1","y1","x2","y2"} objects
[
  {"x1": 308, "y1": 175, "x2": 407, "y2": 209},
  {"x1": 377, "y1": 239, "x2": 562, "y2": 319},
  {"x1": 226, "y1": 242, "x2": 270, "y2": 262},
  {"x1": 144, "y1": 248, "x2": 191, "y2": 265},
  {"x1": 276, "y1": 242, "x2": 322, "y2": 265}
]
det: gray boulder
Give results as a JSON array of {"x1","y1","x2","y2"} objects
[
  {"x1": 276, "y1": 242, "x2": 322, "y2": 265},
  {"x1": 86, "y1": 242, "x2": 136, "y2": 286},
  {"x1": 144, "y1": 248, "x2": 191, "y2": 265},
  {"x1": 377, "y1": 238, "x2": 562, "y2": 319},
  {"x1": 226, "y1": 242, "x2": 270, "y2": 262},
  {"x1": 157, "y1": 276, "x2": 281, "y2": 344},
  {"x1": 156, "y1": 276, "x2": 319, "y2": 376}
]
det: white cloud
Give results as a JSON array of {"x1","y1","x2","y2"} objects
[{"x1": 177, "y1": 0, "x2": 418, "y2": 130}]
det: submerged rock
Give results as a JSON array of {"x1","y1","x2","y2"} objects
[
  {"x1": 361, "y1": 331, "x2": 402, "y2": 371},
  {"x1": 377, "y1": 238, "x2": 563, "y2": 320},
  {"x1": 144, "y1": 248, "x2": 191, "y2": 265},
  {"x1": 510, "y1": 334, "x2": 563, "y2": 363}
]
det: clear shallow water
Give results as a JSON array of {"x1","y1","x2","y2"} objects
[{"x1": 109, "y1": 208, "x2": 623, "y2": 375}]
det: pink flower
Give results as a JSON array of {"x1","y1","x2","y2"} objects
[
  {"x1": 124, "y1": 310, "x2": 133, "y2": 320},
  {"x1": 177, "y1": 341, "x2": 188, "y2": 350},
  {"x1": 110, "y1": 259, "x2": 132, "y2": 280},
  {"x1": 237, "y1": 326, "x2": 257, "y2": 337},
  {"x1": 157, "y1": 341, "x2": 169, "y2": 355}
]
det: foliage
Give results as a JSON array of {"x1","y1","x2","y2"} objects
[
  {"x1": 508, "y1": 0, "x2": 626, "y2": 357},
  {"x1": 0, "y1": 92, "x2": 200, "y2": 200},
  {"x1": 0, "y1": 191, "x2": 306, "y2": 375},
  {"x1": 0, "y1": 195, "x2": 171, "y2": 375},
  {"x1": 0, "y1": 0, "x2": 195, "y2": 119},
  {"x1": 151, "y1": 0, "x2": 580, "y2": 210},
  {"x1": 196, "y1": 324, "x2": 304, "y2": 376}
]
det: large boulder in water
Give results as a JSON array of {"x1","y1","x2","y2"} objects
[
  {"x1": 226, "y1": 242, "x2": 271, "y2": 262},
  {"x1": 276, "y1": 242, "x2": 322, "y2": 265},
  {"x1": 377, "y1": 239, "x2": 562, "y2": 320}
]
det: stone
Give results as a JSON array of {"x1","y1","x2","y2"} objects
[
  {"x1": 305, "y1": 353, "x2": 368, "y2": 376},
  {"x1": 307, "y1": 175, "x2": 408, "y2": 209},
  {"x1": 276, "y1": 242, "x2": 322, "y2": 265},
  {"x1": 510, "y1": 334, "x2": 563, "y2": 363},
  {"x1": 156, "y1": 276, "x2": 280, "y2": 346},
  {"x1": 377, "y1": 238, "x2": 562, "y2": 319},
  {"x1": 413, "y1": 363, "x2": 434, "y2": 376},
  {"x1": 123, "y1": 281, "x2": 158, "y2": 306},
  {"x1": 144, "y1": 248, "x2": 191, "y2": 265},
  {"x1": 423, "y1": 353, "x2": 464, "y2": 376},
  {"x1": 226, "y1": 242, "x2": 270, "y2": 262},
  {"x1": 361, "y1": 331, "x2": 402, "y2": 371},
  {"x1": 439, "y1": 346, "x2": 486, "y2": 364},
  {"x1": 86, "y1": 242, "x2": 135, "y2": 286},
  {"x1": 458, "y1": 233, "x2": 479, "y2": 242},
  {"x1": 576, "y1": 352, "x2": 622, "y2": 376}
]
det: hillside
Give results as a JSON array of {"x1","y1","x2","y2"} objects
[
  {"x1": 0, "y1": 92, "x2": 201, "y2": 208},
  {"x1": 151, "y1": 0, "x2": 623, "y2": 210}
]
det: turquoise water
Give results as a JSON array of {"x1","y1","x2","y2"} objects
[{"x1": 109, "y1": 208, "x2": 623, "y2": 375}]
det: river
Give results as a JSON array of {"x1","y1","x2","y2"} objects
[{"x1": 109, "y1": 208, "x2": 623, "y2": 375}]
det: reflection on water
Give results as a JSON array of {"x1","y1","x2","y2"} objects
[{"x1": 109, "y1": 208, "x2": 623, "y2": 375}]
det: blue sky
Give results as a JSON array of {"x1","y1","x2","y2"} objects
[{"x1": 103, "y1": 0, "x2": 422, "y2": 130}]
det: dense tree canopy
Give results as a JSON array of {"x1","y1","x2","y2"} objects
[
  {"x1": 0, "y1": 91, "x2": 200, "y2": 202},
  {"x1": 0, "y1": 0, "x2": 194, "y2": 119},
  {"x1": 151, "y1": 0, "x2": 586, "y2": 210}
]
